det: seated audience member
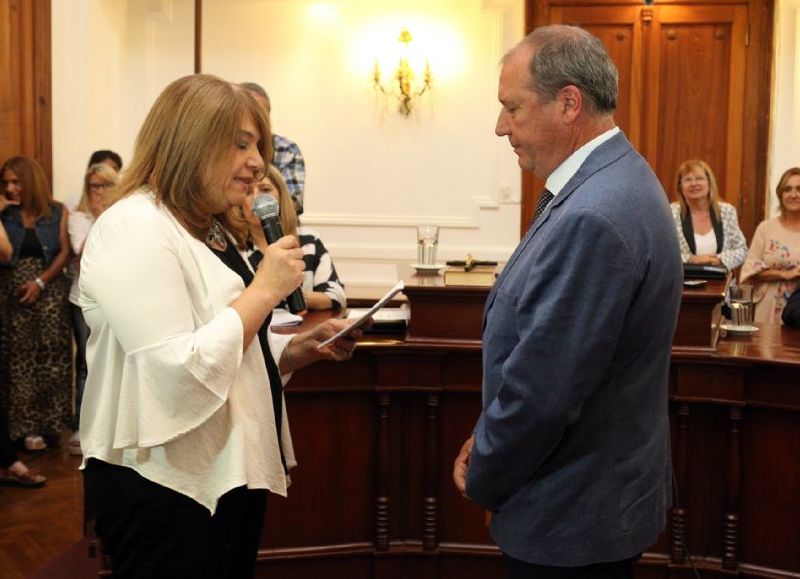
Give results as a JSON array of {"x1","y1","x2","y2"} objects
[
  {"x1": 66, "y1": 150, "x2": 124, "y2": 211},
  {"x1": 241, "y1": 82, "x2": 306, "y2": 215},
  {"x1": 0, "y1": 405, "x2": 46, "y2": 488},
  {"x1": 783, "y1": 287, "x2": 800, "y2": 328},
  {"x1": 1, "y1": 156, "x2": 72, "y2": 452},
  {"x1": 245, "y1": 165, "x2": 346, "y2": 310},
  {"x1": 66, "y1": 163, "x2": 119, "y2": 456},
  {"x1": 671, "y1": 159, "x2": 747, "y2": 270},
  {"x1": 741, "y1": 167, "x2": 800, "y2": 323}
]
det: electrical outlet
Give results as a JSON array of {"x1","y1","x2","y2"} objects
[{"x1": 497, "y1": 183, "x2": 519, "y2": 203}]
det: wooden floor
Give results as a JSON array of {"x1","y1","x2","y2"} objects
[{"x1": 0, "y1": 436, "x2": 84, "y2": 578}]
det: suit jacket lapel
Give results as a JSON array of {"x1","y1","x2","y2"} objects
[{"x1": 482, "y1": 132, "x2": 634, "y2": 332}]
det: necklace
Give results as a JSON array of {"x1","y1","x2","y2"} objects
[{"x1": 205, "y1": 219, "x2": 228, "y2": 251}]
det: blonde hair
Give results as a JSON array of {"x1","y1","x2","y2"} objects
[
  {"x1": 266, "y1": 165, "x2": 298, "y2": 237},
  {"x1": 776, "y1": 167, "x2": 800, "y2": 219},
  {"x1": 675, "y1": 159, "x2": 721, "y2": 220},
  {"x1": 116, "y1": 74, "x2": 271, "y2": 244},
  {"x1": 77, "y1": 163, "x2": 119, "y2": 215},
  {"x1": 1, "y1": 156, "x2": 54, "y2": 219}
]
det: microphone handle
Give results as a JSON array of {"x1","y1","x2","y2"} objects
[{"x1": 261, "y1": 218, "x2": 307, "y2": 314}]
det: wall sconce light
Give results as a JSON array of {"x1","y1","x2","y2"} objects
[{"x1": 372, "y1": 29, "x2": 432, "y2": 117}]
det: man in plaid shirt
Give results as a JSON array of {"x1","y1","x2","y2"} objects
[{"x1": 242, "y1": 82, "x2": 306, "y2": 216}]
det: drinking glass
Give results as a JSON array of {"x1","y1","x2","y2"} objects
[
  {"x1": 416, "y1": 225, "x2": 439, "y2": 265},
  {"x1": 729, "y1": 285, "x2": 754, "y2": 326}
]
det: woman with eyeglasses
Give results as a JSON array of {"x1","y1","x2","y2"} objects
[
  {"x1": 79, "y1": 74, "x2": 361, "y2": 577},
  {"x1": 65, "y1": 163, "x2": 119, "y2": 456},
  {"x1": 740, "y1": 167, "x2": 800, "y2": 324},
  {"x1": 0, "y1": 156, "x2": 72, "y2": 453},
  {"x1": 670, "y1": 160, "x2": 748, "y2": 271}
]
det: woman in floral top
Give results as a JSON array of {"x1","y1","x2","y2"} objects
[{"x1": 740, "y1": 167, "x2": 800, "y2": 323}]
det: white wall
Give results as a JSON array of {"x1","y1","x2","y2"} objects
[
  {"x1": 51, "y1": 0, "x2": 524, "y2": 293},
  {"x1": 52, "y1": 0, "x2": 194, "y2": 204},
  {"x1": 202, "y1": 0, "x2": 525, "y2": 290},
  {"x1": 769, "y1": 0, "x2": 800, "y2": 217}
]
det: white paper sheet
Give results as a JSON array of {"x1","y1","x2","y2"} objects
[{"x1": 317, "y1": 281, "x2": 405, "y2": 349}]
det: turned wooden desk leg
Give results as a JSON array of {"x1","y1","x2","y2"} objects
[
  {"x1": 670, "y1": 402, "x2": 690, "y2": 564},
  {"x1": 375, "y1": 393, "x2": 391, "y2": 552},
  {"x1": 423, "y1": 392, "x2": 440, "y2": 551},
  {"x1": 723, "y1": 406, "x2": 743, "y2": 570}
]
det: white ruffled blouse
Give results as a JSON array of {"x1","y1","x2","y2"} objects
[{"x1": 78, "y1": 191, "x2": 295, "y2": 514}]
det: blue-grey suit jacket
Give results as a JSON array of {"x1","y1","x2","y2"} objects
[{"x1": 465, "y1": 132, "x2": 683, "y2": 566}]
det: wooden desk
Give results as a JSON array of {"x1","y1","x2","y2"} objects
[
  {"x1": 260, "y1": 283, "x2": 800, "y2": 579},
  {"x1": 673, "y1": 276, "x2": 729, "y2": 352}
]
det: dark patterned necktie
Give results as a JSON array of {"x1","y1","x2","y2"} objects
[{"x1": 533, "y1": 188, "x2": 554, "y2": 224}]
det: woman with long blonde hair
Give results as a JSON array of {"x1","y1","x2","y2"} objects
[
  {"x1": 65, "y1": 162, "x2": 119, "y2": 455},
  {"x1": 244, "y1": 165, "x2": 346, "y2": 310},
  {"x1": 79, "y1": 74, "x2": 360, "y2": 576}
]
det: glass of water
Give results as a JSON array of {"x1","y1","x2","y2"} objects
[
  {"x1": 729, "y1": 285, "x2": 754, "y2": 326},
  {"x1": 417, "y1": 225, "x2": 439, "y2": 265}
]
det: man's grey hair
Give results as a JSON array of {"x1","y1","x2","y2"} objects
[
  {"x1": 240, "y1": 82, "x2": 271, "y2": 112},
  {"x1": 512, "y1": 25, "x2": 618, "y2": 113},
  {"x1": 240, "y1": 82, "x2": 268, "y2": 99}
]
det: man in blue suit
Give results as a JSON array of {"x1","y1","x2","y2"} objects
[{"x1": 453, "y1": 25, "x2": 683, "y2": 578}]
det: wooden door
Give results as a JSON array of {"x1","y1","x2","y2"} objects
[
  {"x1": 550, "y1": 5, "x2": 644, "y2": 150},
  {"x1": 0, "y1": 0, "x2": 52, "y2": 179},
  {"x1": 643, "y1": 4, "x2": 747, "y2": 207}
]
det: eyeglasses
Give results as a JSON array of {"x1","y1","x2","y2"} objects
[
  {"x1": 88, "y1": 182, "x2": 115, "y2": 192},
  {"x1": 681, "y1": 175, "x2": 708, "y2": 185}
]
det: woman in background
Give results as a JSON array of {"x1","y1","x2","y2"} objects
[
  {"x1": 65, "y1": 163, "x2": 119, "y2": 455},
  {"x1": 0, "y1": 194, "x2": 45, "y2": 485},
  {"x1": 671, "y1": 159, "x2": 748, "y2": 271},
  {"x1": 740, "y1": 167, "x2": 800, "y2": 323},
  {"x1": 245, "y1": 165, "x2": 346, "y2": 310},
  {"x1": 0, "y1": 156, "x2": 72, "y2": 452}
]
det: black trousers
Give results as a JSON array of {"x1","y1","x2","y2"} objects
[
  {"x1": 83, "y1": 458, "x2": 267, "y2": 579},
  {"x1": 504, "y1": 553, "x2": 638, "y2": 579},
  {"x1": 0, "y1": 403, "x2": 19, "y2": 469}
]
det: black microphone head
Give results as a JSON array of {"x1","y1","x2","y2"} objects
[{"x1": 252, "y1": 194, "x2": 279, "y2": 222}]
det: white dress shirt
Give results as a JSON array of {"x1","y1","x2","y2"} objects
[
  {"x1": 67, "y1": 210, "x2": 95, "y2": 305},
  {"x1": 78, "y1": 191, "x2": 295, "y2": 514},
  {"x1": 545, "y1": 126, "x2": 621, "y2": 198}
]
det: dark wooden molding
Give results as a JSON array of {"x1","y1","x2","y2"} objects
[{"x1": 194, "y1": 0, "x2": 202, "y2": 73}]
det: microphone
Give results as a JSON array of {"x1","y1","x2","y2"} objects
[{"x1": 251, "y1": 194, "x2": 307, "y2": 314}]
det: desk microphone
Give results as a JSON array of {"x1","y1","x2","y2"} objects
[{"x1": 252, "y1": 194, "x2": 307, "y2": 314}]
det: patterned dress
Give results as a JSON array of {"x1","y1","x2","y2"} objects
[
  {"x1": 740, "y1": 218, "x2": 800, "y2": 324},
  {"x1": 0, "y1": 216, "x2": 72, "y2": 442}
]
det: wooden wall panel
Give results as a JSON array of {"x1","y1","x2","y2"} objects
[
  {"x1": 550, "y1": 6, "x2": 643, "y2": 148},
  {"x1": 260, "y1": 392, "x2": 378, "y2": 548},
  {"x1": 738, "y1": 407, "x2": 800, "y2": 571},
  {"x1": 437, "y1": 393, "x2": 490, "y2": 545},
  {"x1": 646, "y1": 5, "x2": 746, "y2": 209},
  {"x1": 0, "y1": 0, "x2": 51, "y2": 180}
]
